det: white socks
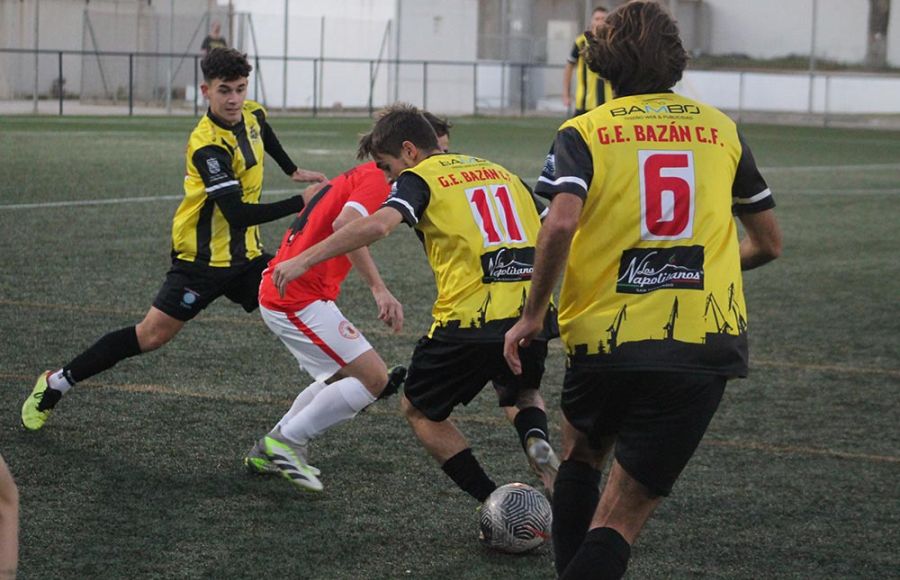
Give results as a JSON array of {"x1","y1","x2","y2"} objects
[
  {"x1": 47, "y1": 369, "x2": 74, "y2": 394},
  {"x1": 279, "y1": 377, "x2": 376, "y2": 445},
  {"x1": 274, "y1": 380, "x2": 327, "y2": 431}
]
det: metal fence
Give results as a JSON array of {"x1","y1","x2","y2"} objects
[
  {"x1": 2, "y1": 48, "x2": 900, "y2": 125},
  {"x1": 0, "y1": 47, "x2": 562, "y2": 116}
]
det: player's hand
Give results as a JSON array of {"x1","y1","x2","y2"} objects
[
  {"x1": 291, "y1": 168, "x2": 327, "y2": 183},
  {"x1": 372, "y1": 288, "x2": 404, "y2": 333},
  {"x1": 562, "y1": 94, "x2": 571, "y2": 109},
  {"x1": 271, "y1": 256, "x2": 308, "y2": 297},
  {"x1": 503, "y1": 316, "x2": 543, "y2": 375}
]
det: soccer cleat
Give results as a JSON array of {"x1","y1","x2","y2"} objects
[
  {"x1": 244, "y1": 437, "x2": 320, "y2": 477},
  {"x1": 262, "y1": 431, "x2": 323, "y2": 492},
  {"x1": 21, "y1": 371, "x2": 62, "y2": 431},
  {"x1": 377, "y1": 365, "x2": 407, "y2": 400},
  {"x1": 526, "y1": 437, "x2": 560, "y2": 497}
]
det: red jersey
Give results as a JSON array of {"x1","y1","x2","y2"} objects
[{"x1": 259, "y1": 162, "x2": 391, "y2": 312}]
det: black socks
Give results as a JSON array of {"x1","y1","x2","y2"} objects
[
  {"x1": 64, "y1": 326, "x2": 142, "y2": 384},
  {"x1": 553, "y1": 459, "x2": 603, "y2": 575},
  {"x1": 513, "y1": 405, "x2": 550, "y2": 449},
  {"x1": 441, "y1": 448, "x2": 497, "y2": 503},
  {"x1": 560, "y1": 527, "x2": 631, "y2": 580}
]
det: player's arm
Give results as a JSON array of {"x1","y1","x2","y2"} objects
[
  {"x1": 562, "y1": 62, "x2": 575, "y2": 108},
  {"x1": 732, "y1": 132, "x2": 782, "y2": 270},
  {"x1": 518, "y1": 176, "x2": 549, "y2": 221},
  {"x1": 505, "y1": 127, "x2": 591, "y2": 374},
  {"x1": 192, "y1": 145, "x2": 306, "y2": 227},
  {"x1": 333, "y1": 206, "x2": 404, "y2": 333},
  {"x1": 738, "y1": 210, "x2": 781, "y2": 270},
  {"x1": 257, "y1": 112, "x2": 326, "y2": 183},
  {"x1": 0, "y1": 454, "x2": 18, "y2": 580},
  {"x1": 273, "y1": 172, "x2": 429, "y2": 296},
  {"x1": 272, "y1": 206, "x2": 405, "y2": 297},
  {"x1": 562, "y1": 42, "x2": 579, "y2": 108}
]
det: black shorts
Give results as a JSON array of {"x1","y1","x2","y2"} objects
[
  {"x1": 152, "y1": 254, "x2": 272, "y2": 322},
  {"x1": 562, "y1": 367, "x2": 726, "y2": 497},
  {"x1": 403, "y1": 337, "x2": 548, "y2": 422}
]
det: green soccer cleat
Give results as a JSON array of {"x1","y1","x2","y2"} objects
[
  {"x1": 526, "y1": 437, "x2": 561, "y2": 498},
  {"x1": 244, "y1": 437, "x2": 320, "y2": 477},
  {"x1": 21, "y1": 371, "x2": 62, "y2": 431},
  {"x1": 262, "y1": 431, "x2": 323, "y2": 493}
]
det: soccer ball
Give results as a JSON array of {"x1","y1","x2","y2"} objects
[{"x1": 479, "y1": 482, "x2": 552, "y2": 553}]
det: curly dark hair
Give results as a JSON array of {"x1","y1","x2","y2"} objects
[
  {"x1": 585, "y1": 0, "x2": 688, "y2": 97},
  {"x1": 200, "y1": 48, "x2": 252, "y2": 82},
  {"x1": 357, "y1": 103, "x2": 440, "y2": 160}
]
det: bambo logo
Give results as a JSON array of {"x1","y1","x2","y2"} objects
[{"x1": 610, "y1": 104, "x2": 701, "y2": 117}]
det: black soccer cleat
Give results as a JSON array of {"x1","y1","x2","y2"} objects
[{"x1": 377, "y1": 365, "x2": 407, "y2": 400}]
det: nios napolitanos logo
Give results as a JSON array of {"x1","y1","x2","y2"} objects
[
  {"x1": 481, "y1": 247, "x2": 535, "y2": 283},
  {"x1": 616, "y1": 246, "x2": 704, "y2": 294}
]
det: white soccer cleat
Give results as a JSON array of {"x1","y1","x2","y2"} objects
[
  {"x1": 262, "y1": 431, "x2": 323, "y2": 492},
  {"x1": 244, "y1": 437, "x2": 321, "y2": 477}
]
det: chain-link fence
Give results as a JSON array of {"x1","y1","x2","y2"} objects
[{"x1": 3, "y1": 47, "x2": 900, "y2": 127}]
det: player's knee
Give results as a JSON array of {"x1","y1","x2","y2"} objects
[
  {"x1": 135, "y1": 324, "x2": 175, "y2": 352},
  {"x1": 361, "y1": 372, "x2": 388, "y2": 397},
  {"x1": 514, "y1": 387, "x2": 543, "y2": 408},
  {"x1": 401, "y1": 395, "x2": 420, "y2": 421}
]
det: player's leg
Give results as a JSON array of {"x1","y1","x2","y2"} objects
[
  {"x1": 0, "y1": 453, "x2": 19, "y2": 578},
  {"x1": 553, "y1": 417, "x2": 612, "y2": 576},
  {"x1": 278, "y1": 350, "x2": 383, "y2": 446},
  {"x1": 558, "y1": 458, "x2": 653, "y2": 580},
  {"x1": 402, "y1": 338, "x2": 497, "y2": 503},
  {"x1": 21, "y1": 259, "x2": 227, "y2": 430},
  {"x1": 249, "y1": 302, "x2": 384, "y2": 489},
  {"x1": 551, "y1": 364, "x2": 622, "y2": 575},
  {"x1": 402, "y1": 394, "x2": 496, "y2": 503},
  {"x1": 559, "y1": 371, "x2": 727, "y2": 579},
  {"x1": 22, "y1": 310, "x2": 183, "y2": 431},
  {"x1": 494, "y1": 339, "x2": 560, "y2": 494}
]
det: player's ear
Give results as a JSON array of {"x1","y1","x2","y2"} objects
[
  {"x1": 401, "y1": 140, "x2": 418, "y2": 162},
  {"x1": 200, "y1": 82, "x2": 210, "y2": 99}
]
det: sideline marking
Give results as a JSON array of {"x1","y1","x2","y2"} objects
[
  {"x1": 3, "y1": 162, "x2": 900, "y2": 210},
  {"x1": 0, "y1": 189, "x2": 300, "y2": 210}
]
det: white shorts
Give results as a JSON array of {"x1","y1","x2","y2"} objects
[{"x1": 260, "y1": 301, "x2": 373, "y2": 382}]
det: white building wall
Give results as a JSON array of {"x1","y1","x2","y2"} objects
[
  {"x1": 702, "y1": 0, "x2": 871, "y2": 64},
  {"x1": 679, "y1": 69, "x2": 900, "y2": 114},
  {"x1": 395, "y1": 0, "x2": 478, "y2": 113},
  {"x1": 227, "y1": 0, "x2": 478, "y2": 113}
]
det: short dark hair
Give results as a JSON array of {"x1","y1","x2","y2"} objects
[
  {"x1": 421, "y1": 111, "x2": 452, "y2": 139},
  {"x1": 357, "y1": 103, "x2": 440, "y2": 160},
  {"x1": 593, "y1": 6, "x2": 608, "y2": 14},
  {"x1": 201, "y1": 48, "x2": 252, "y2": 83},
  {"x1": 585, "y1": 0, "x2": 687, "y2": 97}
]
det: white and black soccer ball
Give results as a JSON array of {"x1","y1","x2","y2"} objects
[{"x1": 479, "y1": 482, "x2": 552, "y2": 553}]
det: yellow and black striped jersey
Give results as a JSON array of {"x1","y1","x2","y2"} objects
[
  {"x1": 174, "y1": 100, "x2": 282, "y2": 267},
  {"x1": 536, "y1": 92, "x2": 775, "y2": 376},
  {"x1": 569, "y1": 33, "x2": 613, "y2": 113},
  {"x1": 384, "y1": 153, "x2": 551, "y2": 342}
]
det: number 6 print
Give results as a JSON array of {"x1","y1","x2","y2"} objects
[
  {"x1": 638, "y1": 150, "x2": 696, "y2": 240},
  {"x1": 467, "y1": 184, "x2": 527, "y2": 246}
]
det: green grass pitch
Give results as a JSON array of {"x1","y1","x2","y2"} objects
[{"x1": 1, "y1": 114, "x2": 898, "y2": 578}]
